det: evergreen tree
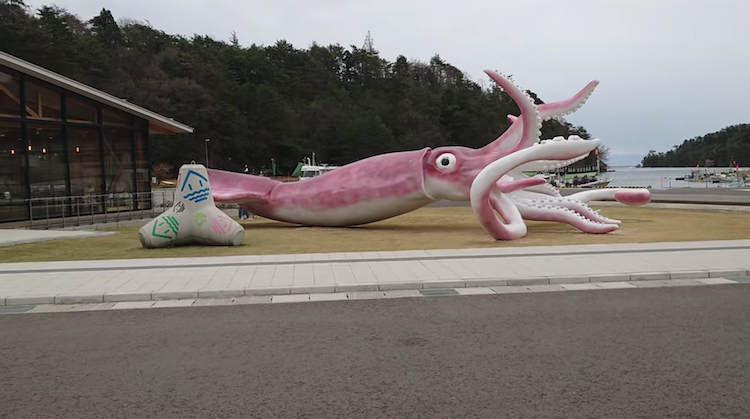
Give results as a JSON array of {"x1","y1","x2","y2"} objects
[
  {"x1": 641, "y1": 124, "x2": 750, "y2": 167},
  {"x1": 0, "y1": 2, "x2": 610, "y2": 174}
]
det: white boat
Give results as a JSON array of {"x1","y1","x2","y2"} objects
[
  {"x1": 297, "y1": 152, "x2": 340, "y2": 181},
  {"x1": 298, "y1": 164, "x2": 339, "y2": 180},
  {"x1": 578, "y1": 177, "x2": 613, "y2": 188}
]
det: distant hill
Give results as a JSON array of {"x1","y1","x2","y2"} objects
[{"x1": 640, "y1": 124, "x2": 750, "y2": 168}]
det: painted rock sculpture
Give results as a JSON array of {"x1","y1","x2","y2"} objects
[{"x1": 139, "y1": 164, "x2": 245, "y2": 248}]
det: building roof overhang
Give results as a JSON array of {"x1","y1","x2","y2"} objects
[{"x1": 0, "y1": 51, "x2": 194, "y2": 135}]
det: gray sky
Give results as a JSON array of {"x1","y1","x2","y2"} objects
[{"x1": 26, "y1": 0, "x2": 750, "y2": 165}]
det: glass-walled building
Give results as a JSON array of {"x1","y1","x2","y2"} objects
[{"x1": 0, "y1": 52, "x2": 193, "y2": 224}]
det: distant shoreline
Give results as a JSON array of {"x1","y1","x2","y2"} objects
[{"x1": 611, "y1": 166, "x2": 749, "y2": 169}]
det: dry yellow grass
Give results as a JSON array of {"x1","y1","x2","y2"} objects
[{"x1": 1, "y1": 205, "x2": 749, "y2": 263}]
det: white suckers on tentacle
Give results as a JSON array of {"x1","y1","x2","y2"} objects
[
  {"x1": 471, "y1": 138, "x2": 606, "y2": 240},
  {"x1": 480, "y1": 70, "x2": 650, "y2": 235},
  {"x1": 470, "y1": 70, "x2": 616, "y2": 240},
  {"x1": 482, "y1": 70, "x2": 597, "y2": 188},
  {"x1": 480, "y1": 78, "x2": 600, "y2": 154}
]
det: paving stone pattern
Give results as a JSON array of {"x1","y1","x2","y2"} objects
[
  {"x1": 1, "y1": 240, "x2": 750, "y2": 307},
  {"x1": 1, "y1": 277, "x2": 745, "y2": 316}
]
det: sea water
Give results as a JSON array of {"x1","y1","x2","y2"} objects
[{"x1": 607, "y1": 166, "x2": 750, "y2": 188}]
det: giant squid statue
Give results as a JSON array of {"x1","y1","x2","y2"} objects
[{"x1": 207, "y1": 70, "x2": 650, "y2": 240}]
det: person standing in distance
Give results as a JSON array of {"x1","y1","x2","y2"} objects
[{"x1": 238, "y1": 165, "x2": 251, "y2": 220}]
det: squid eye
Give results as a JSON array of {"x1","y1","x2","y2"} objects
[{"x1": 435, "y1": 153, "x2": 457, "y2": 170}]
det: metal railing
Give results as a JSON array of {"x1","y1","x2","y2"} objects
[{"x1": 21, "y1": 189, "x2": 180, "y2": 230}]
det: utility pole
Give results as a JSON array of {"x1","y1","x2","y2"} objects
[{"x1": 363, "y1": 30, "x2": 374, "y2": 54}]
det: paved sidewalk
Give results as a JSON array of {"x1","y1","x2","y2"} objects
[
  {"x1": 0, "y1": 229, "x2": 115, "y2": 247},
  {"x1": 1, "y1": 239, "x2": 750, "y2": 306}
]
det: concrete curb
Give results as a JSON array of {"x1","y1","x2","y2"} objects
[
  {"x1": 2, "y1": 268, "x2": 748, "y2": 306},
  {"x1": 589, "y1": 201, "x2": 750, "y2": 212},
  {"x1": 591, "y1": 197, "x2": 750, "y2": 206}
]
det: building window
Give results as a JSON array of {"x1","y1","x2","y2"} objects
[
  {"x1": 102, "y1": 128, "x2": 133, "y2": 195},
  {"x1": 68, "y1": 126, "x2": 103, "y2": 216},
  {"x1": 27, "y1": 123, "x2": 66, "y2": 198},
  {"x1": 27, "y1": 123, "x2": 66, "y2": 218},
  {"x1": 68, "y1": 126, "x2": 101, "y2": 196},
  {"x1": 66, "y1": 96, "x2": 98, "y2": 124},
  {"x1": 133, "y1": 127, "x2": 151, "y2": 210},
  {"x1": 0, "y1": 69, "x2": 21, "y2": 118},
  {"x1": 103, "y1": 106, "x2": 131, "y2": 126},
  {"x1": 0, "y1": 121, "x2": 27, "y2": 222},
  {"x1": 134, "y1": 118, "x2": 148, "y2": 131},
  {"x1": 25, "y1": 81, "x2": 62, "y2": 120}
]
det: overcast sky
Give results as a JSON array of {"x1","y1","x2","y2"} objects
[{"x1": 26, "y1": 0, "x2": 750, "y2": 165}]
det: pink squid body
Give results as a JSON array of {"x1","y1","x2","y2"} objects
[{"x1": 209, "y1": 149, "x2": 436, "y2": 227}]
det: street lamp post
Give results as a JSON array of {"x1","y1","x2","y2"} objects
[{"x1": 204, "y1": 138, "x2": 210, "y2": 167}]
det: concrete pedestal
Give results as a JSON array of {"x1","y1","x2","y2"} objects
[{"x1": 139, "y1": 164, "x2": 245, "y2": 248}]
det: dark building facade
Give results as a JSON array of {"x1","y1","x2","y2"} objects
[{"x1": 0, "y1": 52, "x2": 193, "y2": 224}]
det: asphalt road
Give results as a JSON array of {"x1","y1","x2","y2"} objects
[{"x1": 2, "y1": 286, "x2": 750, "y2": 419}]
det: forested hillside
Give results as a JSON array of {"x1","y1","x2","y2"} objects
[
  {"x1": 640, "y1": 124, "x2": 750, "y2": 167},
  {"x1": 1, "y1": 0, "x2": 606, "y2": 176}
]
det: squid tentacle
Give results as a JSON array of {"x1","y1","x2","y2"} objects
[
  {"x1": 522, "y1": 182, "x2": 562, "y2": 197},
  {"x1": 479, "y1": 80, "x2": 600, "y2": 154},
  {"x1": 496, "y1": 177, "x2": 547, "y2": 194},
  {"x1": 566, "y1": 188, "x2": 651, "y2": 206},
  {"x1": 510, "y1": 188, "x2": 621, "y2": 229},
  {"x1": 513, "y1": 138, "x2": 590, "y2": 173},
  {"x1": 484, "y1": 70, "x2": 542, "y2": 152},
  {"x1": 471, "y1": 69, "x2": 543, "y2": 239},
  {"x1": 480, "y1": 187, "x2": 527, "y2": 240},
  {"x1": 526, "y1": 196, "x2": 621, "y2": 225},
  {"x1": 471, "y1": 137, "x2": 601, "y2": 240},
  {"x1": 536, "y1": 80, "x2": 600, "y2": 122},
  {"x1": 515, "y1": 202, "x2": 619, "y2": 234}
]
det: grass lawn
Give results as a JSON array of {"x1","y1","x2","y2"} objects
[{"x1": 1, "y1": 205, "x2": 749, "y2": 263}]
